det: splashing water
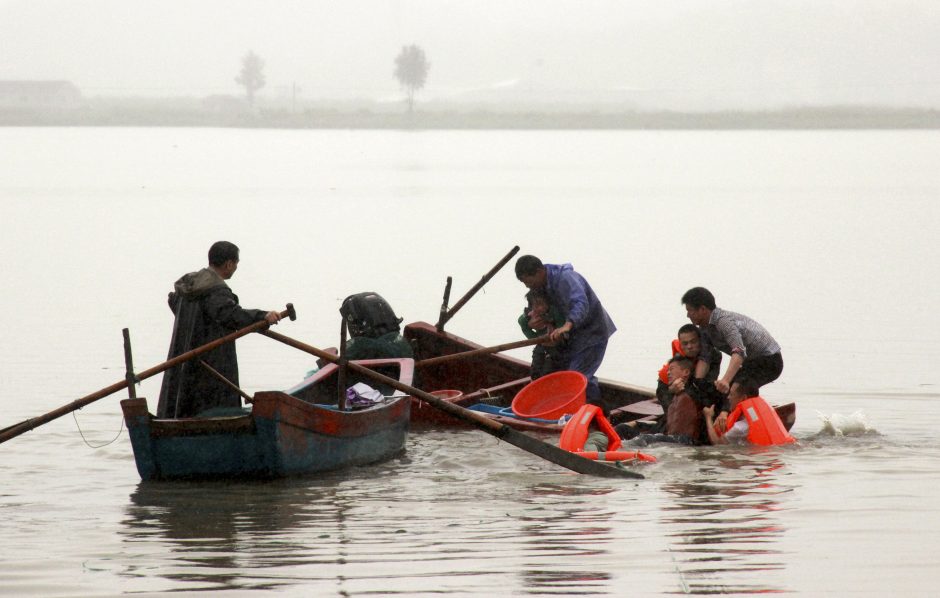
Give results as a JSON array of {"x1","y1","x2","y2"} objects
[{"x1": 816, "y1": 410, "x2": 873, "y2": 436}]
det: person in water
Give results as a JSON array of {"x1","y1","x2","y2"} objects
[
  {"x1": 682, "y1": 286, "x2": 783, "y2": 430},
  {"x1": 655, "y1": 323, "x2": 723, "y2": 417},
  {"x1": 517, "y1": 288, "x2": 569, "y2": 380},
  {"x1": 703, "y1": 398, "x2": 796, "y2": 445},
  {"x1": 614, "y1": 325, "x2": 723, "y2": 439},
  {"x1": 157, "y1": 241, "x2": 281, "y2": 418},
  {"x1": 515, "y1": 255, "x2": 616, "y2": 411},
  {"x1": 617, "y1": 356, "x2": 707, "y2": 445}
]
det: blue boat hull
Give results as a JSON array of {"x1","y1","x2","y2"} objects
[
  {"x1": 121, "y1": 359, "x2": 414, "y2": 480},
  {"x1": 122, "y1": 393, "x2": 410, "y2": 480}
]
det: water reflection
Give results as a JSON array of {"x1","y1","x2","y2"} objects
[
  {"x1": 512, "y1": 483, "x2": 622, "y2": 595},
  {"x1": 661, "y1": 453, "x2": 794, "y2": 595},
  {"x1": 120, "y1": 476, "x2": 354, "y2": 592},
  {"x1": 114, "y1": 443, "x2": 797, "y2": 596}
]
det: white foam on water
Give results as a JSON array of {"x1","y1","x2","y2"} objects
[{"x1": 815, "y1": 410, "x2": 874, "y2": 436}]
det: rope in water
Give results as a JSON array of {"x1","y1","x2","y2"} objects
[{"x1": 72, "y1": 410, "x2": 124, "y2": 449}]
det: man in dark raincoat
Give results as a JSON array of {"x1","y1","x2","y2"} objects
[{"x1": 156, "y1": 241, "x2": 281, "y2": 418}]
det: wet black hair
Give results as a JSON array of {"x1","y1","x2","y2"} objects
[
  {"x1": 514, "y1": 255, "x2": 543, "y2": 279},
  {"x1": 208, "y1": 241, "x2": 239, "y2": 267},
  {"x1": 525, "y1": 287, "x2": 550, "y2": 306},
  {"x1": 681, "y1": 287, "x2": 716, "y2": 310}
]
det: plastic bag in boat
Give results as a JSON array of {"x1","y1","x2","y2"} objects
[{"x1": 345, "y1": 382, "x2": 384, "y2": 410}]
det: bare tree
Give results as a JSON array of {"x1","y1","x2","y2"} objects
[
  {"x1": 394, "y1": 45, "x2": 430, "y2": 113},
  {"x1": 235, "y1": 51, "x2": 266, "y2": 107}
]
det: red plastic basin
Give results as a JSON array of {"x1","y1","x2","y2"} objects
[{"x1": 511, "y1": 371, "x2": 587, "y2": 420}]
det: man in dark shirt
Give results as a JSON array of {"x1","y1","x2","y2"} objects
[
  {"x1": 655, "y1": 323, "x2": 722, "y2": 416},
  {"x1": 617, "y1": 356, "x2": 706, "y2": 445},
  {"x1": 156, "y1": 241, "x2": 281, "y2": 418}
]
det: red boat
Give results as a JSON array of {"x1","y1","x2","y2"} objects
[
  {"x1": 333, "y1": 249, "x2": 794, "y2": 438},
  {"x1": 403, "y1": 321, "x2": 796, "y2": 434}
]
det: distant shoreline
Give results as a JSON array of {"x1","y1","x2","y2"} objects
[{"x1": 2, "y1": 105, "x2": 938, "y2": 130}]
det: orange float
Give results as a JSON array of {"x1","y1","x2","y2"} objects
[
  {"x1": 577, "y1": 450, "x2": 657, "y2": 463},
  {"x1": 560, "y1": 404, "x2": 657, "y2": 463},
  {"x1": 725, "y1": 396, "x2": 796, "y2": 446}
]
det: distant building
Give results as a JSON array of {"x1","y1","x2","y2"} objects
[{"x1": 0, "y1": 81, "x2": 82, "y2": 109}]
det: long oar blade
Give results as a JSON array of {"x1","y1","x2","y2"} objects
[
  {"x1": 261, "y1": 330, "x2": 643, "y2": 480},
  {"x1": 493, "y1": 426, "x2": 643, "y2": 478}
]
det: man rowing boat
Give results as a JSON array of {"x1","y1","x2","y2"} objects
[{"x1": 156, "y1": 241, "x2": 281, "y2": 418}]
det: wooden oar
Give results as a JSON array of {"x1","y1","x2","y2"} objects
[
  {"x1": 435, "y1": 245, "x2": 520, "y2": 332},
  {"x1": 122, "y1": 328, "x2": 138, "y2": 399},
  {"x1": 199, "y1": 360, "x2": 253, "y2": 403},
  {"x1": 436, "y1": 276, "x2": 452, "y2": 332},
  {"x1": 416, "y1": 334, "x2": 549, "y2": 368},
  {"x1": 455, "y1": 377, "x2": 532, "y2": 406},
  {"x1": 337, "y1": 318, "x2": 348, "y2": 410},
  {"x1": 0, "y1": 303, "x2": 296, "y2": 446},
  {"x1": 260, "y1": 329, "x2": 643, "y2": 480}
]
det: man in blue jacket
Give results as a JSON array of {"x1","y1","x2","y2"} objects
[{"x1": 515, "y1": 255, "x2": 616, "y2": 410}]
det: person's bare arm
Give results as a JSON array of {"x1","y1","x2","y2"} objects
[{"x1": 703, "y1": 405, "x2": 727, "y2": 445}]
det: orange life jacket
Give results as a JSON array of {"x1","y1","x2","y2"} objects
[
  {"x1": 559, "y1": 404, "x2": 622, "y2": 452},
  {"x1": 657, "y1": 339, "x2": 686, "y2": 384},
  {"x1": 725, "y1": 396, "x2": 796, "y2": 446},
  {"x1": 559, "y1": 404, "x2": 657, "y2": 463}
]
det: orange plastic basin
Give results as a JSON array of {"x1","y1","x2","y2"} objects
[{"x1": 511, "y1": 371, "x2": 587, "y2": 420}]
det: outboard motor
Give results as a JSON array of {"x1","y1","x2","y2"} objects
[{"x1": 339, "y1": 292, "x2": 404, "y2": 339}]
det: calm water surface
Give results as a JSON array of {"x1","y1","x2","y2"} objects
[{"x1": 1, "y1": 128, "x2": 938, "y2": 596}]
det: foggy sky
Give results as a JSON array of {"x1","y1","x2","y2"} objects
[{"x1": 1, "y1": 0, "x2": 938, "y2": 110}]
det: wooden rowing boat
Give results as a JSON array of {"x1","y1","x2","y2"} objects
[
  {"x1": 405, "y1": 321, "x2": 651, "y2": 429},
  {"x1": 121, "y1": 358, "x2": 413, "y2": 480},
  {"x1": 404, "y1": 321, "x2": 796, "y2": 434}
]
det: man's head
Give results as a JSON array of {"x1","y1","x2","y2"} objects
[
  {"x1": 681, "y1": 287, "x2": 715, "y2": 327},
  {"x1": 208, "y1": 241, "x2": 240, "y2": 280},
  {"x1": 676, "y1": 324, "x2": 701, "y2": 359},
  {"x1": 515, "y1": 255, "x2": 547, "y2": 290},
  {"x1": 667, "y1": 356, "x2": 693, "y2": 385}
]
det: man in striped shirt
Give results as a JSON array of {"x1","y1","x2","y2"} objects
[{"x1": 681, "y1": 287, "x2": 783, "y2": 427}]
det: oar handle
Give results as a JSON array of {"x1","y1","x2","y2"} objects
[
  {"x1": 134, "y1": 303, "x2": 295, "y2": 382},
  {"x1": 416, "y1": 334, "x2": 550, "y2": 368},
  {"x1": 0, "y1": 303, "x2": 296, "y2": 446}
]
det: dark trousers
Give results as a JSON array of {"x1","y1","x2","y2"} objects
[
  {"x1": 733, "y1": 352, "x2": 783, "y2": 396},
  {"x1": 567, "y1": 341, "x2": 608, "y2": 404}
]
